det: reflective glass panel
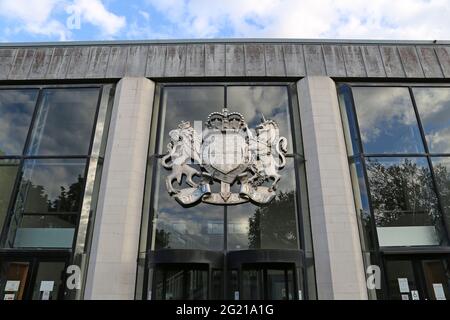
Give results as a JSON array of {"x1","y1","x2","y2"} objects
[
  {"x1": 16, "y1": 159, "x2": 87, "y2": 214},
  {"x1": 7, "y1": 159, "x2": 86, "y2": 248},
  {"x1": 352, "y1": 87, "x2": 424, "y2": 154},
  {"x1": 385, "y1": 260, "x2": 417, "y2": 300},
  {"x1": 338, "y1": 85, "x2": 361, "y2": 156},
  {"x1": 0, "y1": 160, "x2": 19, "y2": 234},
  {"x1": 227, "y1": 159, "x2": 298, "y2": 250},
  {"x1": 366, "y1": 157, "x2": 445, "y2": 246},
  {"x1": 349, "y1": 158, "x2": 377, "y2": 251},
  {"x1": 266, "y1": 269, "x2": 287, "y2": 300},
  {"x1": 430, "y1": 157, "x2": 450, "y2": 237},
  {"x1": 30, "y1": 261, "x2": 65, "y2": 300},
  {"x1": 151, "y1": 165, "x2": 224, "y2": 250},
  {"x1": 227, "y1": 86, "x2": 293, "y2": 154},
  {"x1": 0, "y1": 89, "x2": 38, "y2": 156},
  {"x1": 413, "y1": 87, "x2": 450, "y2": 154},
  {"x1": 242, "y1": 268, "x2": 264, "y2": 300},
  {"x1": 27, "y1": 88, "x2": 100, "y2": 156},
  {"x1": 157, "y1": 86, "x2": 224, "y2": 154}
]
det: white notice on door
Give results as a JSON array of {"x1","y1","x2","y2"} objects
[
  {"x1": 41, "y1": 291, "x2": 51, "y2": 300},
  {"x1": 432, "y1": 283, "x2": 446, "y2": 300},
  {"x1": 5, "y1": 280, "x2": 20, "y2": 292},
  {"x1": 401, "y1": 294, "x2": 409, "y2": 300},
  {"x1": 398, "y1": 278, "x2": 410, "y2": 293},
  {"x1": 4, "y1": 293, "x2": 15, "y2": 300},
  {"x1": 39, "y1": 281, "x2": 54, "y2": 292},
  {"x1": 411, "y1": 290, "x2": 420, "y2": 300}
]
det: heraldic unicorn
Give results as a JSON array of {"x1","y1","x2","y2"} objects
[{"x1": 161, "y1": 108, "x2": 288, "y2": 206}]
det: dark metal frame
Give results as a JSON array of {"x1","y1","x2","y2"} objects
[
  {"x1": 139, "y1": 82, "x2": 313, "y2": 300},
  {"x1": 338, "y1": 82, "x2": 450, "y2": 300}
]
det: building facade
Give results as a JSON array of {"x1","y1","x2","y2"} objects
[{"x1": 0, "y1": 39, "x2": 449, "y2": 300}]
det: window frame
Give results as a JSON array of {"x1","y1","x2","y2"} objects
[
  {"x1": 339, "y1": 82, "x2": 450, "y2": 300},
  {"x1": 0, "y1": 83, "x2": 105, "y2": 252},
  {"x1": 138, "y1": 81, "x2": 312, "y2": 300}
]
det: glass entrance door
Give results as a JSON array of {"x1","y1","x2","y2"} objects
[
  {"x1": 0, "y1": 257, "x2": 67, "y2": 300},
  {"x1": 384, "y1": 256, "x2": 450, "y2": 300},
  {"x1": 151, "y1": 264, "x2": 209, "y2": 300},
  {"x1": 241, "y1": 264, "x2": 296, "y2": 300}
]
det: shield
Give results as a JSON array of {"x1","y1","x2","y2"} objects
[{"x1": 201, "y1": 130, "x2": 250, "y2": 184}]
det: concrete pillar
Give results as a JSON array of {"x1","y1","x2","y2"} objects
[
  {"x1": 297, "y1": 77, "x2": 367, "y2": 299},
  {"x1": 84, "y1": 77, "x2": 155, "y2": 299}
]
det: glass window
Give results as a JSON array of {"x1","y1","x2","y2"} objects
[
  {"x1": 7, "y1": 159, "x2": 86, "y2": 248},
  {"x1": 349, "y1": 158, "x2": 377, "y2": 251},
  {"x1": 352, "y1": 87, "x2": 424, "y2": 154},
  {"x1": 413, "y1": 88, "x2": 450, "y2": 154},
  {"x1": 366, "y1": 157, "x2": 445, "y2": 246},
  {"x1": 227, "y1": 159, "x2": 299, "y2": 250},
  {"x1": 151, "y1": 166, "x2": 224, "y2": 251},
  {"x1": 384, "y1": 260, "x2": 418, "y2": 300},
  {"x1": 228, "y1": 86, "x2": 293, "y2": 154},
  {"x1": 16, "y1": 159, "x2": 86, "y2": 214},
  {"x1": 27, "y1": 88, "x2": 100, "y2": 156},
  {"x1": 0, "y1": 160, "x2": 19, "y2": 234},
  {"x1": 30, "y1": 261, "x2": 66, "y2": 300},
  {"x1": 430, "y1": 157, "x2": 450, "y2": 237},
  {"x1": 157, "y1": 86, "x2": 224, "y2": 154},
  {"x1": 338, "y1": 85, "x2": 361, "y2": 156},
  {"x1": 0, "y1": 89, "x2": 38, "y2": 156}
]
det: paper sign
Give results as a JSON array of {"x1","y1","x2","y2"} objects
[
  {"x1": 5, "y1": 280, "x2": 20, "y2": 292},
  {"x1": 401, "y1": 294, "x2": 409, "y2": 300},
  {"x1": 298, "y1": 290, "x2": 303, "y2": 300},
  {"x1": 432, "y1": 283, "x2": 446, "y2": 300},
  {"x1": 39, "y1": 281, "x2": 54, "y2": 292},
  {"x1": 398, "y1": 278, "x2": 410, "y2": 293},
  {"x1": 4, "y1": 293, "x2": 15, "y2": 300},
  {"x1": 234, "y1": 291, "x2": 239, "y2": 300},
  {"x1": 41, "y1": 291, "x2": 50, "y2": 300},
  {"x1": 411, "y1": 290, "x2": 420, "y2": 300}
]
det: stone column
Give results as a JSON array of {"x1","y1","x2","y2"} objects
[
  {"x1": 84, "y1": 77, "x2": 155, "y2": 299},
  {"x1": 297, "y1": 76, "x2": 367, "y2": 299}
]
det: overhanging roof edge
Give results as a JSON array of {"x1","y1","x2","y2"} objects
[{"x1": 0, "y1": 38, "x2": 449, "y2": 48}]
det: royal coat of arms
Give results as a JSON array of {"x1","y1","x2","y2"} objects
[{"x1": 161, "y1": 108, "x2": 288, "y2": 206}]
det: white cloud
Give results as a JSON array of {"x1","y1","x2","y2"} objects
[
  {"x1": 0, "y1": 0, "x2": 70, "y2": 40},
  {"x1": 145, "y1": 0, "x2": 450, "y2": 39},
  {"x1": 70, "y1": 0, "x2": 126, "y2": 36},
  {"x1": 0, "y1": 0, "x2": 126, "y2": 40}
]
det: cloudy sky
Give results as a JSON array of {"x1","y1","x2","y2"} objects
[{"x1": 0, "y1": 0, "x2": 449, "y2": 42}]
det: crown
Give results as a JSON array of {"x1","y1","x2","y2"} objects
[{"x1": 206, "y1": 108, "x2": 245, "y2": 130}]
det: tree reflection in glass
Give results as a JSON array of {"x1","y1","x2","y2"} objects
[
  {"x1": 366, "y1": 157, "x2": 445, "y2": 246},
  {"x1": 7, "y1": 159, "x2": 87, "y2": 248},
  {"x1": 430, "y1": 157, "x2": 450, "y2": 238},
  {"x1": 227, "y1": 160, "x2": 298, "y2": 250}
]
